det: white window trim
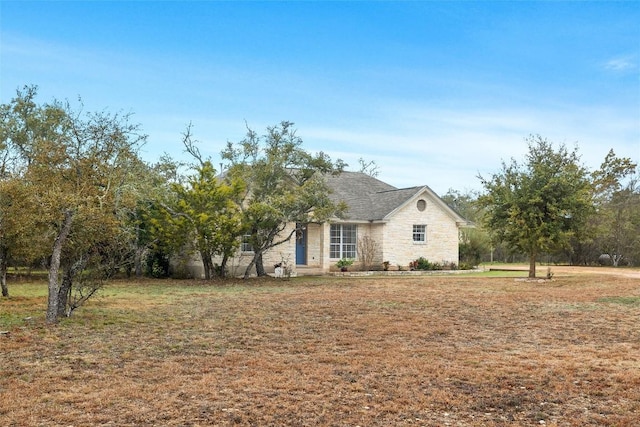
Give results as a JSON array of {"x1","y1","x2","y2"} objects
[
  {"x1": 330, "y1": 224, "x2": 358, "y2": 259},
  {"x1": 413, "y1": 224, "x2": 427, "y2": 244},
  {"x1": 240, "y1": 234, "x2": 254, "y2": 253}
]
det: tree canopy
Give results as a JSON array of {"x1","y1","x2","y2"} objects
[
  {"x1": 1, "y1": 86, "x2": 148, "y2": 322},
  {"x1": 478, "y1": 135, "x2": 593, "y2": 278},
  {"x1": 222, "y1": 121, "x2": 346, "y2": 278},
  {"x1": 588, "y1": 150, "x2": 639, "y2": 266},
  {"x1": 158, "y1": 125, "x2": 246, "y2": 279}
]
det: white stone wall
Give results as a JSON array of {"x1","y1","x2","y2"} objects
[
  {"x1": 186, "y1": 191, "x2": 460, "y2": 277},
  {"x1": 381, "y1": 192, "x2": 459, "y2": 268},
  {"x1": 305, "y1": 223, "x2": 323, "y2": 267},
  {"x1": 352, "y1": 222, "x2": 385, "y2": 271},
  {"x1": 206, "y1": 223, "x2": 298, "y2": 277}
]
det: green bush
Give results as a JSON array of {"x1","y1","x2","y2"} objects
[
  {"x1": 410, "y1": 257, "x2": 436, "y2": 271},
  {"x1": 409, "y1": 258, "x2": 460, "y2": 271}
]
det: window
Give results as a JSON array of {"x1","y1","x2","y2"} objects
[
  {"x1": 240, "y1": 234, "x2": 253, "y2": 252},
  {"x1": 330, "y1": 224, "x2": 357, "y2": 259},
  {"x1": 413, "y1": 225, "x2": 426, "y2": 243},
  {"x1": 416, "y1": 199, "x2": 426, "y2": 211}
]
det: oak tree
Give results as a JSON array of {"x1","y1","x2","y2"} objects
[
  {"x1": 222, "y1": 121, "x2": 346, "y2": 278},
  {"x1": 590, "y1": 150, "x2": 639, "y2": 266},
  {"x1": 478, "y1": 135, "x2": 593, "y2": 278},
  {"x1": 2, "y1": 87, "x2": 147, "y2": 322}
]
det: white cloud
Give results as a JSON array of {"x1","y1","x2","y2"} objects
[
  {"x1": 298, "y1": 100, "x2": 639, "y2": 195},
  {"x1": 603, "y1": 55, "x2": 637, "y2": 72}
]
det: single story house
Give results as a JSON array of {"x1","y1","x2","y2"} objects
[{"x1": 184, "y1": 171, "x2": 468, "y2": 277}]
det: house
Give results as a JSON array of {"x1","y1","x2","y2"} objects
[{"x1": 185, "y1": 171, "x2": 468, "y2": 277}]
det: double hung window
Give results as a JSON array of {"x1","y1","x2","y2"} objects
[
  {"x1": 413, "y1": 225, "x2": 426, "y2": 243},
  {"x1": 330, "y1": 224, "x2": 357, "y2": 259},
  {"x1": 240, "y1": 234, "x2": 253, "y2": 252}
]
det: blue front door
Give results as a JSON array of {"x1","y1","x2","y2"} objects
[{"x1": 295, "y1": 224, "x2": 307, "y2": 265}]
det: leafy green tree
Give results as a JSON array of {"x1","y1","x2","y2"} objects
[
  {"x1": 478, "y1": 135, "x2": 593, "y2": 278},
  {"x1": 176, "y1": 163, "x2": 244, "y2": 279},
  {"x1": 441, "y1": 189, "x2": 491, "y2": 266},
  {"x1": 2, "y1": 87, "x2": 147, "y2": 322},
  {"x1": 0, "y1": 86, "x2": 62, "y2": 296},
  {"x1": 119, "y1": 155, "x2": 181, "y2": 277},
  {"x1": 0, "y1": 178, "x2": 41, "y2": 297},
  {"x1": 222, "y1": 121, "x2": 346, "y2": 278},
  {"x1": 158, "y1": 126, "x2": 245, "y2": 279},
  {"x1": 589, "y1": 150, "x2": 638, "y2": 266}
]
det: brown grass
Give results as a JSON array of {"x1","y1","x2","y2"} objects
[{"x1": 1, "y1": 269, "x2": 639, "y2": 426}]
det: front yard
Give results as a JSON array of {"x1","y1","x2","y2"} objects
[{"x1": 1, "y1": 269, "x2": 639, "y2": 426}]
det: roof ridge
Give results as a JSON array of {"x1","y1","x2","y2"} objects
[{"x1": 375, "y1": 185, "x2": 424, "y2": 194}]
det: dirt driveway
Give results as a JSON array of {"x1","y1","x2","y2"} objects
[{"x1": 489, "y1": 264, "x2": 640, "y2": 279}]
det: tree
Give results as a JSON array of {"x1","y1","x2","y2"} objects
[
  {"x1": 2, "y1": 87, "x2": 147, "y2": 322},
  {"x1": 162, "y1": 125, "x2": 245, "y2": 279},
  {"x1": 0, "y1": 178, "x2": 40, "y2": 297},
  {"x1": 358, "y1": 157, "x2": 380, "y2": 177},
  {"x1": 441, "y1": 189, "x2": 491, "y2": 266},
  {"x1": 477, "y1": 135, "x2": 593, "y2": 278},
  {"x1": 590, "y1": 150, "x2": 639, "y2": 266},
  {"x1": 357, "y1": 235, "x2": 380, "y2": 271},
  {"x1": 222, "y1": 121, "x2": 346, "y2": 278},
  {"x1": 600, "y1": 182, "x2": 640, "y2": 266},
  {"x1": 121, "y1": 155, "x2": 183, "y2": 278},
  {"x1": 0, "y1": 86, "x2": 60, "y2": 296}
]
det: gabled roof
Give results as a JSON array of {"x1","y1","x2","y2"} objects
[{"x1": 325, "y1": 171, "x2": 467, "y2": 225}]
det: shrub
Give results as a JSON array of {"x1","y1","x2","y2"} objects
[
  {"x1": 410, "y1": 257, "x2": 436, "y2": 271},
  {"x1": 336, "y1": 258, "x2": 354, "y2": 270},
  {"x1": 458, "y1": 262, "x2": 474, "y2": 270},
  {"x1": 409, "y1": 258, "x2": 459, "y2": 271}
]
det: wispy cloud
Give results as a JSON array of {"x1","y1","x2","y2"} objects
[
  {"x1": 603, "y1": 55, "x2": 637, "y2": 72},
  {"x1": 299, "y1": 99, "x2": 639, "y2": 195}
]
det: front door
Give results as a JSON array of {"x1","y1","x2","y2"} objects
[{"x1": 295, "y1": 223, "x2": 307, "y2": 265}]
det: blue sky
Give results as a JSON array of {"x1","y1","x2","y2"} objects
[{"x1": 2, "y1": 1, "x2": 639, "y2": 195}]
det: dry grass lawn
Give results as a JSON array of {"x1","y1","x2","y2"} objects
[{"x1": 1, "y1": 268, "x2": 639, "y2": 426}]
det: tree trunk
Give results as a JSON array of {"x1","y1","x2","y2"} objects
[
  {"x1": 57, "y1": 268, "x2": 73, "y2": 318},
  {"x1": 134, "y1": 246, "x2": 146, "y2": 277},
  {"x1": 0, "y1": 246, "x2": 8, "y2": 298},
  {"x1": 46, "y1": 209, "x2": 74, "y2": 324},
  {"x1": 200, "y1": 250, "x2": 213, "y2": 280},
  {"x1": 243, "y1": 249, "x2": 264, "y2": 279},
  {"x1": 528, "y1": 253, "x2": 537, "y2": 278},
  {"x1": 255, "y1": 252, "x2": 266, "y2": 277},
  {"x1": 243, "y1": 257, "x2": 256, "y2": 279},
  {"x1": 219, "y1": 253, "x2": 229, "y2": 278},
  {"x1": 57, "y1": 257, "x2": 87, "y2": 318},
  {"x1": 612, "y1": 253, "x2": 623, "y2": 267}
]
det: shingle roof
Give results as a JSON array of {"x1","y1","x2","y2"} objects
[
  {"x1": 324, "y1": 171, "x2": 391, "y2": 220},
  {"x1": 368, "y1": 186, "x2": 426, "y2": 220},
  {"x1": 325, "y1": 171, "x2": 452, "y2": 222}
]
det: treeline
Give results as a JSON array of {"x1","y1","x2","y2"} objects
[
  {"x1": 442, "y1": 138, "x2": 639, "y2": 274},
  {"x1": 1, "y1": 87, "x2": 345, "y2": 323}
]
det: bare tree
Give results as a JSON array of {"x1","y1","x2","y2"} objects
[
  {"x1": 358, "y1": 157, "x2": 380, "y2": 178},
  {"x1": 358, "y1": 235, "x2": 380, "y2": 271}
]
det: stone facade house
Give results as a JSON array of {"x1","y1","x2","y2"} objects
[{"x1": 187, "y1": 171, "x2": 468, "y2": 277}]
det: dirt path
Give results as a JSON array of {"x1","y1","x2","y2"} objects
[{"x1": 489, "y1": 264, "x2": 640, "y2": 279}]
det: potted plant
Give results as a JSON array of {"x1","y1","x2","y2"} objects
[{"x1": 336, "y1": 258, "x2": 354, "y2": 272}]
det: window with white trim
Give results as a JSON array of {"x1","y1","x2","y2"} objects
[
  {"x1": 330, "y1": 224, "x2": 357, "y2": 259},
  {"x1": 240, "y1": 234, "x2": 253, "y2": 252},
  {"x1": 413, "y1": 224, "x2": 426, "y2": 243}
]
